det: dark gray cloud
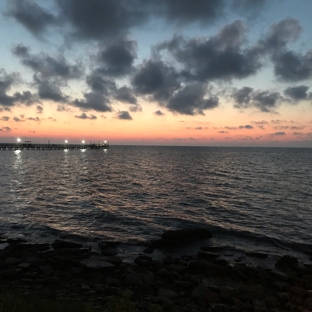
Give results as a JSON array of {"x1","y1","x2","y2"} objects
[
  {"x1": 75, "y1": 113, "x2": 97, "y2": 120},
  {"x1": 233, "y1": 87, "x2": 253, "y2": 108},
  {"x1": 273, "y1": 50, "x2": 312, "y2": 82},
  {"x1": 117, "y1": 111, "x2": 132, "y2": 120},
  {"x1": 7, "y1": 0, "x2": 57, "y2": 37},
  {"x1": 166, "y1": 83, "x2": 219, "y2": 115},
  {"x1": 54, "y1": 0, "x2": 226, "y2": 41},
  {"x1": 34, "y1": 76, "x2": 68, "y2": 103},
  {"x1": 271, "y1": 131, "x2": 286, "y2": 136},
  {"x1": 132, "y1": 59, "x2": 180, "y2": 102},
  {"x1": 156, "y1": 0, "x2": 224, "y2": 25},
  {"x1": 71, "y1": 74, "x2": 115, "y2": 112},
  {"x1": 115, "y1": 86, "x2": 137, "y2": 104},
  {"x1": 73, "y1": 93, "x2": 112, "y2": 112},
  {"x1": 1, "y1": 116, "x2": 10, "y2": 121},
  {"x1": 257, "y1": 18, "x2": 312, "y2": 82},
  {"x1": 0, "y1": 70, "x2": 37, "y2": 108},
  {"x1": 233, "y1": 87, "x2": 281, "y2": 112},
  {"x1": 262, "y1": 18, "x2": 302, "y2": 52},
  {"x1": 284, "y1": 85, "x2": 309, "y2": 101},
  {"x1": 154, "y1": 110, "x2": 164, "y2": 116},
  {"x1": 13, "y1": 44, "x2": 83, "y2": 79},
  {"x1": 232, "y1": 0, "x2": 267, "y2": 16},
  {"x1": 28, "y1": 117, "x2": 40, "y2": 122},
  {"x1": 157, "y1": 21, "x2": 262, "y2": 82},
  {"x1": 239, "y1": 125, "x2": 254, "y2": 129},
  {"x1": 36, "y1": 105, "x2": 43, "y2": 114},
  {"x1": 55, "y1": 0, "x2": 148, "y2": 40},
  {"x1": 253, "y1": 91, "x2": 281, "y2": 112},
  {"x1": 13, "y1": 44, "x2": 83, "y2": 103},
  {"x1": 14, "y1": 117, "x2": 24, "y2": 122},
  {"x1": 129, "y1": 105, "x2": 142, "y2": 113},
  {"x1": 0, "y1": 126, "x2": 12, "y2": 132},
  {"x1": 96, "y1": 38, "x2": 137, "y2": 77}
]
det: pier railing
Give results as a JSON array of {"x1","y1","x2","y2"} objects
[{"x1": 0, "y1": 143, "x2": 109, "y2": 150}]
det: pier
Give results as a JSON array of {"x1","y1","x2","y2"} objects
[{"x1": 0, "y1": 142, "x2": 109, "y2": 150}]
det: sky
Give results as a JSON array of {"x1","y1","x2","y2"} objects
[{"x1": 0, "y1": 0, "x2": 311, "y2": 147}]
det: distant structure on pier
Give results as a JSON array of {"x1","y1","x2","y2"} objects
[{"x1": 0, "y1": 140, "x2": 109, "y2": 151}]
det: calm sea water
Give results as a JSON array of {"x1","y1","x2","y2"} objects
[{"x1": 0, "y1": 146, "x2": 312, "y2": 261}]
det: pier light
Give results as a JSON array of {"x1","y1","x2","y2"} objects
[{"x1": 17, "y1": 138, "x2": 21, "y2": 143}]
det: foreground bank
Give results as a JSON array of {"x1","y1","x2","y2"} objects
[{"x1": 1, "y1": 229, "x2": 312, "y2": 312}]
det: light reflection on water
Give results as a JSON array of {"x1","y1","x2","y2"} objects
[{"x1": 0, "y1": 146, "x2": 311, "y2": 257}]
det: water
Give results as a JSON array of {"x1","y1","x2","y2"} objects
[{"x1": 0, "y1": 146, "x2": 312, "y2": 263}]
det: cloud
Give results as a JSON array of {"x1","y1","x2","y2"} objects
[
  {"x1": 258, "y1": 18, "x2": 312, "y2": 82},
  {"x1": 72, "y1": 74, "x2": 115, "y2": 112},
  {"x1": 284, "y1": 85, "x2": 309, "y2": 101},
  {"x1": 0, "y1": 126, "x2": 12, "y2": 132},
  {"x1": 156, "y1": 0, "x2": 224, "y2": 25},
  {"x1": 55, "y1": 0, "x2": 148, "y2": 40},
  {"x1": 154, "y1": 110, "x2": 164, "y2": 116},
  {"x1": 13, "y1": 44, "x2": 84, "y2": 103},
  {"x1": 129, "y1": 105, "x2": 142, "y2": 112},
  {"x1": 132, "y1": 59, "x2": 180, "y2": 102},
  {"x1": 96, "y1": 38, "x2": 137, "y2": 77},
  {"x1": 115, "y1": 86, "x2": 137, "y2": 104},
  {"x1": 271, "y1": 131, "x2": 286, "y2": 136},
  {"x1": 75, "y1": 113, "x2": 97, "y2": 120},
  {"x1": 233, "y1": 87, "x2": 281, "y2": 112},
  {"x1": 1, "y1": 116, "x2": 10, "y2": 121},
  {"x1": 36, "y1": 105, "x2": 43, "y2": 114},
  {"x1": 7, "y1": 0, "x2": 57, "y2": 37},
  {"x1": 224, "y1": 126, "x2": 238, "y2": 130},
  {"x1": 166, "y1": 83, "x2": 219, "y2": 115},
  {"x1": 0, "y1": 70, "x2": 37, "y2": 108},
  {"x1": 239, "y1": 125, "x2": 254, "y2": 129},
  {"x1": 117, "y1": 111, "x2": 132, "y2": 120},
  {"x1": 157, "y1": 21, "x2": 262, "y2": 82},
  {"x1": 219, "y1": 130, "x2": 228, "y2": 134},
  {"x1": 262, "y1": 18, "x2": 302, "y2": 52},
  {"x1": 195, "y1": 127, "x2": 202, "y2": 130},
  {"x1": 232, "y1": 0, "x2": 267, "y2": 17},
  {"x1": 73, "y1": 93, "x2": 112, "y2": 112},
  {"x1": 14, "y1": 116, "x2": 24, "y2": 122},
  {"x1": 27, "y1": 117, "x2": 40, "y2": 122},
  {"x1": 13, "y1": 44, "x2": 83, "y2": 80}
]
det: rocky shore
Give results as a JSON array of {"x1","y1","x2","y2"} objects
[{"x1": 1, "y1": 228, "x2": 312, "y2": 311}]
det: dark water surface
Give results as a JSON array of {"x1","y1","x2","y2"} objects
[{"x1": 0, "y1": 146, "x2": 312, "y2": 262}]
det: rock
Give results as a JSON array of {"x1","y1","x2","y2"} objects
[
  {"x1": 4, "y1": 257, "x2": 22, "y2": 266},
  {"x1": 174, "y1": 281, "x2": 193, "y2": 290},
  {"x1": 197, "y1": 250, "x2": 219, "y2": 260},
  {"x1": 158, "y1": 288, "x2": 178, "y2": 299},
  {"x1": 80, "y1": 257, "x2": 115, "y2": 271},
  {"x1": 161, "y1": 227, "x2": 212, "y2": 246},
  {"x1": 51, "y1": 239, "x2": 83, "y2": 250},
  {"x1": 106, "y1": 277, "x2": 120, "y2": 287},
  {"x1": 245, "y1": 251, "x2": 268, "y2": 259},
  {"x1": 154, "y1": 296, "x2": 173, "y2": 310},
  {"x1": 271, "y1": 269, "x2": 289, "y2": 281},
  {"x1": 275, "y1": 255, "x2": 298, "y2": 269},
  {"x1": 265, "y1": 296, "x2": 280, "y2": 308},
  {"x1": 101, "y1": 247, "x2": 118, "y2": 256},
  {"x1": 200, "y1": 245, "x2": 223, "y2": 252},
  {"x1": 210, "y1": 303, "x2": 227, "y2": 312},
  {"x1": 192, "y1": 284, "x2": 220, "y2": 303},
  {"x1": 143, "y1": 248, "x2": 154, "y2": 254},
  {"x1": 305, "y1": 297, "x2": 312, "y2": 309}
]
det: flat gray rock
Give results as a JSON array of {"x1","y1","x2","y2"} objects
[{"x1": 80, "y1": 257, "x2": 115, "y2": 270}]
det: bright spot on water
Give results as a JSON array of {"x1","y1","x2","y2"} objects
[
  {"x1": 64, "y1": 149, "x2": 69, "y2": 153},
  {"x1": 104, "y1": 149, "x2": 108, "y2": 154},
  {"x1": 81, "y1": 149, "x2": 86, "y2": 152},
  {"x1": 14, "y1": 150, "x2": 21, "y2": 155}
]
